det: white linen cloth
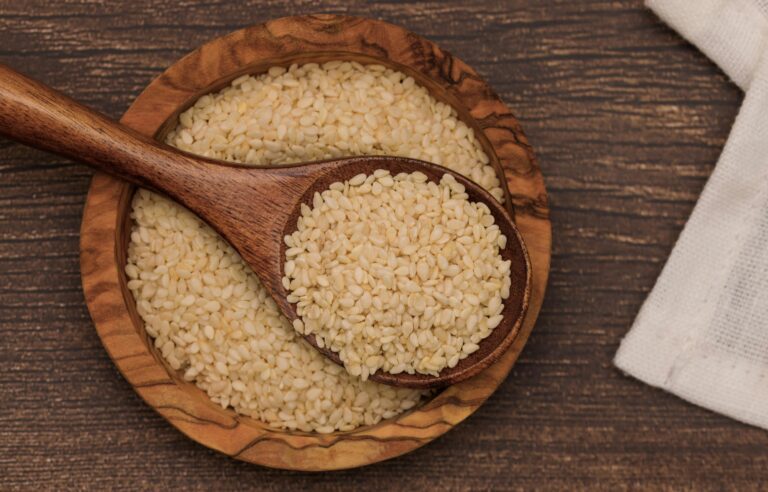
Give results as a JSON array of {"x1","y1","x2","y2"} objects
[{"x1": 614, "y1": 0, "x2": 768, "y2": 429}]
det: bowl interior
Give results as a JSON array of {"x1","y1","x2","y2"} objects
[{"x1": 115, "y1": 51, "x2": 521, "y2": 432}]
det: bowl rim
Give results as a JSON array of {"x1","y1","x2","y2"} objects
[{"x1": 79, "y1": 13, "x2": 551, "y2": 471}]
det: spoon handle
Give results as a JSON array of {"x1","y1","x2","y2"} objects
[{"x1": 0, "y1": 63, "x2": 203, "y2": 193}]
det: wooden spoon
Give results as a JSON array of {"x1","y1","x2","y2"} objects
[{"x1": 0, "y1": 63, "x2": 531, "y2": 389}]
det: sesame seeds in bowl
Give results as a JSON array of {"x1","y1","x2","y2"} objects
[{"x1": 126, "y1": 61, "x2": 506, "y2": 433}]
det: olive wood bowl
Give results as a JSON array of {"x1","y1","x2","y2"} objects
[{"x1": 79, "y1": 14, "x2": 551, "y2": 471}]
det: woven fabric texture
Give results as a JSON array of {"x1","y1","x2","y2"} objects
[{"x1": 615, "y1": 0, "x2": 768, "y2": 429}]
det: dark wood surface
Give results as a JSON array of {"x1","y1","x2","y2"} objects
[{"x1": 0, "y1": 0, "x2": 758, "y2": 489}]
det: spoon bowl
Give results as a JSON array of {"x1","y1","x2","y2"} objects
[
  {"x1": 0, "y1": 63, "x2": 530, "y2": 389},
  {"x1": 275, "y1": 156, "x2": 531, "y2": 388}
]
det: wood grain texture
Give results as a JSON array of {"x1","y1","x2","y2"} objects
[
  {"x1": 0, "y1": 60, "x2": 534, "y2": 389},
  {"x1": 79, "y1": 14, "x2": 546, "y2": 468},
  {"x1": 0, "y1": 0, "x2": 762, "y2": 489}
]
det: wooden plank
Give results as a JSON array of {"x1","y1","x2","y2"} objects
[{"x1": 0, "y1": 0, "x2": 760, "y2": 489}]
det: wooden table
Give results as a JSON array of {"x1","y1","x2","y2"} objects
[{"x1": 0, "y1": 1, "x2": 762, "y2": 489}]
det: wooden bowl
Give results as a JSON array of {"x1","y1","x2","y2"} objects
[{"x1": 79, "y1": 14, "x2": 551, "y2": 471}]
